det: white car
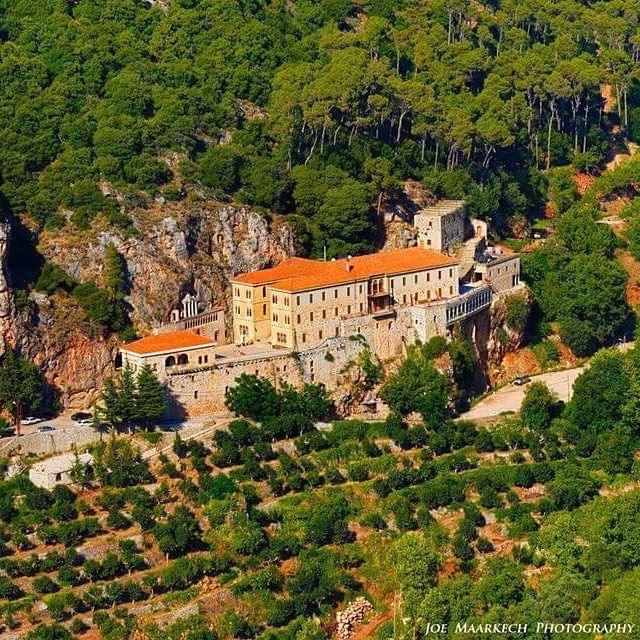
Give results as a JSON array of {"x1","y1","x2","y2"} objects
[{"x1": 21, "y1": 417, "x2": 43, "y2": 426}]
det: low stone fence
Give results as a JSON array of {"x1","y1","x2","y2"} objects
[{"x1": 0, "y1": 426, "x2": 102, "y2": 457}]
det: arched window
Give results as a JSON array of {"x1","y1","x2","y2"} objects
[
  {"x1": 165, "y1": 356, "x2": 176, "y2": 368},
  {"x1": 177, "y1": 353, "x2": 189, "y2": 365}
]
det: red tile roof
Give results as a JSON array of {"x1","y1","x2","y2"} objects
[
  {"x1": 233, "y1": 257, "x2": 320, "y2": 285},
  {"x1": 234, "y1": 247, "x2": 458, "y2": 293},
  {"x1": 122, "y1": 331, "x2": 215, "y2": 355}
]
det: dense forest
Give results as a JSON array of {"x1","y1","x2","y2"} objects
[{"x1": 1, "y1": 0, "x2": 640, "y2": 258}]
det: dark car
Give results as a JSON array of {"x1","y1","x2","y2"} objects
[
  {"x1": 71, "y1": 412, "x2": 92, "y2": 425},
  {"x1": 71, "y1": 412, "x2": 91, "y2": 421},
  {"x1": 513, "y1": 375, "x2": 531, "y2": 386},
  {"x1": 37, "y1": 425, "x2": 55, "y2": 433}
]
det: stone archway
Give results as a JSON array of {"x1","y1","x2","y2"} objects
[{"x1": 165, "y1": 355, "x2": 176, "y2": 368}]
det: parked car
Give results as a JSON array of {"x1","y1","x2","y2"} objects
[
  {"x1": 21, "y1": 417, "x2": 43, "y2": 425},
  {"x1": 37, "y1": 425, "x2": 55, "y2": 433},
  {"x1": 71, "y1": 412, "x2": 92, "y2": 426},
  {"x1": 513, "y1": 375, "x2": 531, "y2": 386}
]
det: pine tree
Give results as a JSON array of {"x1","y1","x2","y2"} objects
[
  {"x1": 69, "y1": 451, "x2": 93, "y2": 488},
  {"x1": 119, "y1": 363, "x2": 138, "y2": 431},
  {"x1": 99, "y1": 376, "x2": 121, "y2": 429},
  {"x1": 103, "y1": 243, "x2": 126, "y2": 301},
  {"x1": 0, "y1": 350, "x2": 44, "y2": 434},
  {"x1": 136, "y1": 364, "x2": 167, "y2": 428}
]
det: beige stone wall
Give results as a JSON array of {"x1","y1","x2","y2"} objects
[
  {"x1": 121, "y1": 344, "x2": 218, "y2": 381},
  {"x1": 164, "y1": 336, "x2": 374, "y2": 416},
  {"x1": 269, "y1": 265, "x2": 459, "y2": 351},
  {"x1": 157, "y1": 309, "x2": 229, "y2": 344},
  {"x1": 1, "y1": 426, "x2": 102, "y2": 457},
  {"x1": 476, "y1": 255, "x2": 520, "y2": 292},
  {"x1": 232, "y1": 282, "x2": 255, "y2": 344},
  {"x1": 165, "y1": 351, "x2": 302, "y2": 416},
  {"x1": 415, "y1": 206, "x2": 465, "y2": 253}
]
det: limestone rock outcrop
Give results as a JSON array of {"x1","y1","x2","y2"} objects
[{"x1": 1, "y1": 202, "x2": 296, "y2": 409}]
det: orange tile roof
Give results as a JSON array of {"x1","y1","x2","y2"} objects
[
  {"x1": 122, "y1": 331, "x2": 215, "y2": 355},
  {"x1": 235, "y1": 247, "x2": 458, "y2": 293},
  {"x1": 233, "y1": 257, "x2": 320, "y2": 285}
]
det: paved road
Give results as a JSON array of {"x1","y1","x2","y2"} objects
[{"x1": 460, "y1": 366, "x2": 585, "y2": 421}]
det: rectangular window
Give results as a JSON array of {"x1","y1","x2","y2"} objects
[
  {"x1": 414, "y1": 275, "x2": 418, "y2": 284},
  {"x1": 309, "y1": 294, "x2": 313, "y2": 303},
  {"x1": 322, "y1": 291, "x2": 326, "y2": 301},
  {"x1": 262, "y1": 286, "x2": 266, "y2": 297},
  {"x1": 297, "y1": 314, "x2": 301, "y2": 323},
  {"x1": 359, "y1": 285, "x2": 363, "y2": 294},
  {"x1": 319, "y1": 330, "x2": 323, "y2": 340},
  {"x1": 334, "y1": 289, "x2": 338, "y2": 299},
  {"x1": 263, "y1": 304, "x2": 267, "y2": 314},
  {"x1": 449, "y1": 268, "x2": 453, "y2": 277},
  {"x1": 347, "y1": 287, "x2": 351, "y2": 296},
  {"x1": 335, "y1": 327, "x2": 339, "y2": 336},
  {"x1": 335, "y1": 307, "x2": 339, "y2": 316},
  {"x1": 302, "y1": 333, "x2": 306, "y2": 343},
  {"x1": 438, "y1": 270, "x2": 442, "y2": 280},
  {"x1": 347, "y1": 305, "x2": 351, "y2": 314},
  {"x1": 322, "y1": 309, "x2": 326, "y2": 319},
  {"x1": 427, "y1": 273, "x2": 430, "y2": 282},
  {"x1": 297, "y1": 296, "x2": 300, "y2": 305},
  {"x1": 402, "y1": 277, "x2": 406, "y2": 286},
  {"x1": 310, "y1": 312, "x2": 314, "y2": 322}
]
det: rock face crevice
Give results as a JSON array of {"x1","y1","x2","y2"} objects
[{"x1": 0, "y1": 222, "x2": 14, "y2": 354}]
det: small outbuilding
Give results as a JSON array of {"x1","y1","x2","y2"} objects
[{"x1": 28, "y1": 452, "x2": 93, "y2": 490}]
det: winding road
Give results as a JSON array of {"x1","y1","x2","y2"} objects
[{"x1": 459, "y1": 367, "x2": 585, "y2": 421}]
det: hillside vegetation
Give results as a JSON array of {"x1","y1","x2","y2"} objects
[
  {"x1": 2, "y1": 343, "x2": 640, "y2": 639},
  {"x1": 1, "y1": 0, "x2": 640, "y2": 259}
]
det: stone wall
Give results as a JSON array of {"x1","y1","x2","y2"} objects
[
  {"x1": 0, "y1": 426, "x2": 102, "y2": 457},
  {"x1": 163, "y1": 333, "x2": 378, "y2": 417}
]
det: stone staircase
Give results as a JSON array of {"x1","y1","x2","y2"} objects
[{"x1": 457, "y1": 234, "x2": 486, "y2": 282}]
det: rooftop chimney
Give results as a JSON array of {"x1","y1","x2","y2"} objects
[{"x1": 345, "y1": 255, "x2": 353, "y2": 272}]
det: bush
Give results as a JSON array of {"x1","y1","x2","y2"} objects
[
  {"x1": 505, "y1": 294, "x2": 529, "y2": 332},
  {"x1": 33, "y1": 575, "x2": 60, "y2": 594}
]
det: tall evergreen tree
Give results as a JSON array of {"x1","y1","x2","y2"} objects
[
  {"x1": 0, "y1": 351, "x2": 44, "y2": 433},
  {"x1": 97, "y1": 363, "x2": 166, "y2": 431},
  {"x1": 103, "y1": 243, "x2": 126, "y2": 301},
  {"x1": 136, "y1": 364, "x2": 167, "y2": 427},
  {"x1": 119, "y1": 363, "x2": 138, "y2": 430}
]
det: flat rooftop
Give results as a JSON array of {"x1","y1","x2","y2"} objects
[
  {"x1": 416, "y1": 200, "x2": 466, "y2": 217},
  {"x1": 30, "y1": 452, "x2": 93, "y2": 475}
]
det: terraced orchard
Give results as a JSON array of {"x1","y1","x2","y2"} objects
[{"x1": 3, "y1": 351, "x2": 640, "y2": 640}]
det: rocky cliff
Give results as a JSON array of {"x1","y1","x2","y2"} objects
[
  {"x1": 38, "y1": 202, "x2": 297, "y2": 329},
  {"x1": 1, "y1": 202, "x2": 297, "y2": 409},
  {"x1": 457, "y1": 288, "x2": 532, "y2": 390}
]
